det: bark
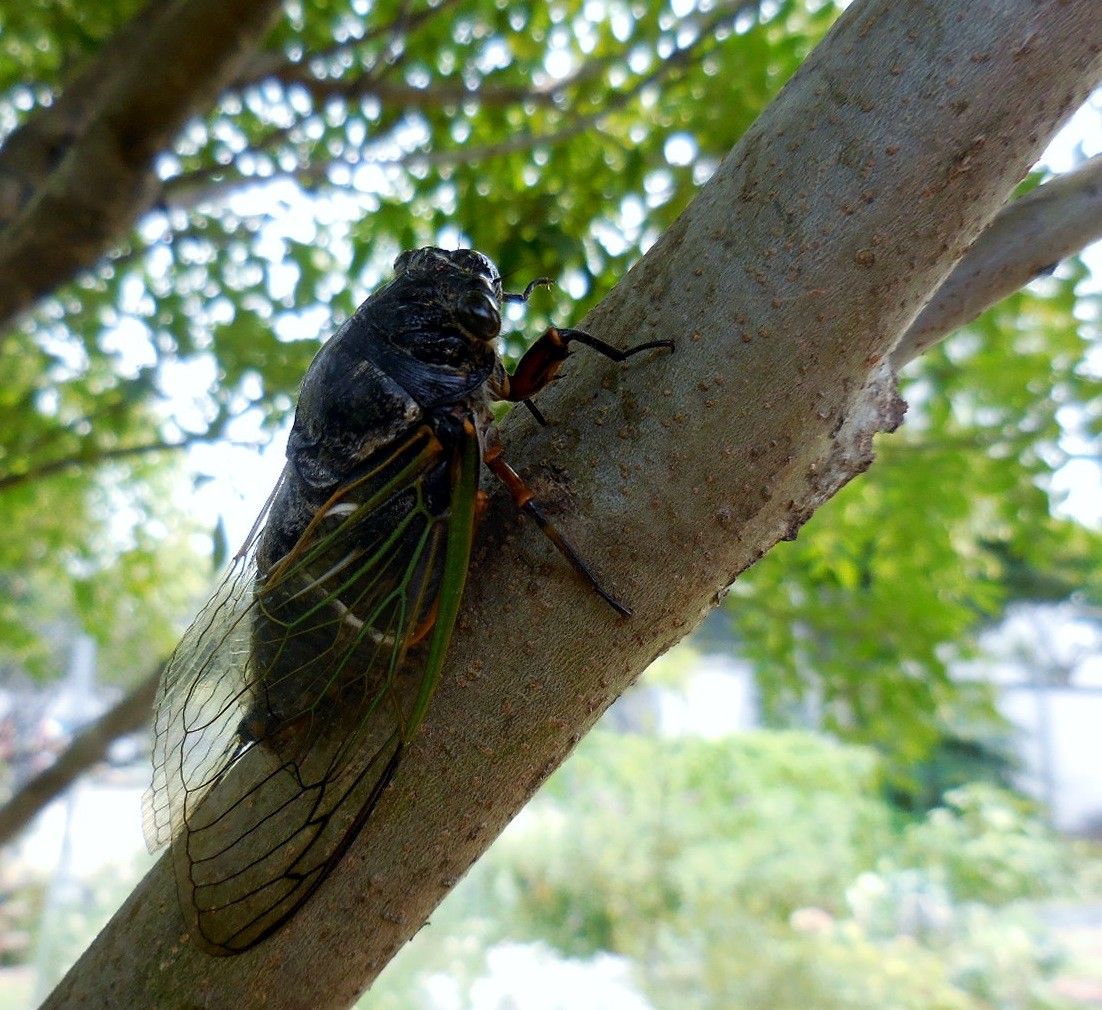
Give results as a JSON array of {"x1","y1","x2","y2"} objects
[
  {"x1": 44, "y1": 1, "x2": 1102, "y2": 1008},
  {"x1": 0, "y1": 0, "x2": 284, "y2": 331},
  {"x1": 894, "y1": 153, "x2": 1102, "y2": 365},
  {"x1": 0, "y1": 671, "x2": 160, "y2": 847},
  {"x1": 0, "y1": 0, "x2": 178, "y2": 228}
]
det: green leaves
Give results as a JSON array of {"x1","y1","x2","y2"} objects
[
  {"x1": 728, "y1": 262, "x2": 1102, "y2": 780},
  {"x1": 0, "y1": 0, "x2": 143, "y2": 92}
]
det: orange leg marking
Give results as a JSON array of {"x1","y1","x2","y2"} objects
[
  {"x1": 406, "y1": 598, "x2": 441, "y2": 646},
  {"x1": 484, "y1": 442, "x2": 534, "y2": 509},
  {"x1": 474, "y1": 489, "x2": 491, "y2": 524}
]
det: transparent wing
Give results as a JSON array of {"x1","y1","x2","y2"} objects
[
  {"x1": 143, "y1": 469, "x2": 288, "y2": 853},
  {"x1": 143, "y1": 422, "x2": 479, "y2": 954}
]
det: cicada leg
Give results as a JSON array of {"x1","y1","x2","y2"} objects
[
  {"x1": 483, "y1": 438, "x2": 631, "y2": 618},
  {"x1": 498, "y1": 327, "x2": 673, "y2": 424}
]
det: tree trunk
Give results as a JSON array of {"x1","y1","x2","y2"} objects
[
  {"x1": 43, "y1": 1, "x2": 1102, "y2": 1007},
  {"x1": 0, "y1": 0, "x2": 284, "y2": 330}
]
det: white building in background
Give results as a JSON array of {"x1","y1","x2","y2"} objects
[
  {"x1": 1002, "y1": 684, "x2": 1102, "y2": 835},
  {"x1": 970, "y1": 603, "x2": 1102, "y2": 836},
  {"x1": 631, "y1": 601, "x2": 1102, "y2": 837}
]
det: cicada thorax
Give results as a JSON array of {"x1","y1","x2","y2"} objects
[{"x1": 242, "y1": 422, "x2": 456, "y2": 759}]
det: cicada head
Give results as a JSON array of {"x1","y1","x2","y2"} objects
[{"x1": 393, "y1": 247, "x2": 504, "y2": 343}]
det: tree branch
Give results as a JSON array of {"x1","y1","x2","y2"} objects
[
  {"x1": 230, "y1": 0, "x2": 467, "y2": 90},
  {"x1": 160, "y1": 1, "x2": 745, "y2": 209},
  {"x1": 267, "y1": 74, "x2": 564, "y2": 109},
  {"x1": 0, "y1": 670, "x2": 161, "y2": 848},
  {"x1": 0, "y1": 0, "x2": 285, "y2": 332},
  {"x1": 0, "y1": 0, "x2": 178, "y2": 229},
  {"x1": 251, "y1": 0, "x2": 760, "y2": 109},
  {"x1": 44, "y1": 2, "x2": 1102, "y2": 1007},
  {"x1": 893, "y1": 154, "x2": 1102, "y2": 365},
  {"x1": 0, "y1": 436, "x2": 213, "y2": 493}
]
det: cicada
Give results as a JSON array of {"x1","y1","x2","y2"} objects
[{"x1": 143, "y1": 247, "x2": 670, "y2": 955}]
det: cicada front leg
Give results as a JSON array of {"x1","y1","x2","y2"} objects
[
  {"x1": 485, "y1": 311, "x2": 671, "y2": 612},
  {"x1": 499, "y1": 326, "x2": 673, "y2": 425}
]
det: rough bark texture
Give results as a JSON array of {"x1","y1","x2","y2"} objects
[
  {"x1": 44, "y1": 1, "x2": 1102, "y2": 1008},
  {"x1": 0, "y1": 671, "x2": 160, "y2": 848},
  {"x1": 0, "y1": 0, "x2": 284, "y2": 330}
]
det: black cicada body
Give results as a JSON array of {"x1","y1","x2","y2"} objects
[{"x1": 143, "y1": 248, "x2": 670, "y2": 955}]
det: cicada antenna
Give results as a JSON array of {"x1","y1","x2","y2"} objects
[
  {"x1": 503, "y1": 276, "x2": 553, "y2": 304},
  {"x1": 500, "y1": 267, "x2": 555, "y2": 420}
]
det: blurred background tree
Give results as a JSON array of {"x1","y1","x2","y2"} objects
[{"x1": 0, "y1": 0, "x2": 1099, "y2": 1005}]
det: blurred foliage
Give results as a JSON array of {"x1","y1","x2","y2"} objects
[
  {"x1": 884, "y1": 731, "x2": 1019, "y2": 815},
  {"x1": 729, "y1": 265, "x2": 1102, "y2": 783},
  {"x1": 19, "y1": 732, "x2": 1083, "y2": 1007},
  {"x1": 0, "y1": 455, "x2": 206, "y2": 682},
  {"x1": 0, "y1": 848, "x2": 156, "y2": 1005},
  {"x1": 897, "y1": 783, "x2": 1075, "y2": 904},
  {"x1": 0, "y1": 1, "x2": 1099, "y2": 770},
  {"x1": 514, "y1": 732, "x2": 890, "y2": 944},
  {"x1": 364, "y1": 730, "x2": 1093, "y2": 1010}
]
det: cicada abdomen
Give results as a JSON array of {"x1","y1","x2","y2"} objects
[{"x1": 242, "y1": 425, "x2": 453, "y2": 754}]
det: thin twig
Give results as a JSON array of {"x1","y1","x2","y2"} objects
[
  {"x1": 0, "y1": 670, "x2": 162, "y2": 847},
  {"x1": 0, "y1": 433, "x2": 262, "y2": 493},
  {"x1": 231, "y1": 0, "x2": 466, "y2": 89}
]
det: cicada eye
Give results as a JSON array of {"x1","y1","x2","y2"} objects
[{"x1": 455, "y1": 289, "x2": 501, "y2": 341}]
